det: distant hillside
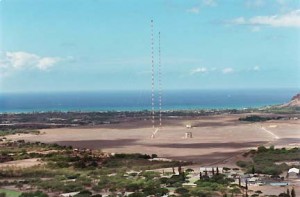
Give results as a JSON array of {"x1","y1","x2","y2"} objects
[
  {"x1": 280, "y1": 93, "x2": 300, "y2": 108},
  {"x1": 262, "y1": 93, "x2": 300, "y2": 114}
]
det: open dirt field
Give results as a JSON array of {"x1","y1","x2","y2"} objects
[
  {"x1": 0, "y1": 158, "x2": 43, "y2": 168},
  {"x1": 7, "y1": 114, "x2": 300, "y2": 165}
]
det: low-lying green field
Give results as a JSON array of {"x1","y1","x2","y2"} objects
[{"x1": 0, "y1": 188, "x2": 21, "y2": 197}]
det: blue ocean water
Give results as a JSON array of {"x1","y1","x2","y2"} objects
[{"x1": 0, "y1": 89, "x2": 298, "y2": 113}]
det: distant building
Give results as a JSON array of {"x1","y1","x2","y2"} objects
[
  {"x1": 184, "y1": 132, "x2": 193, "y2": 138},
  {"x1": 288, "y1": 168, "x2": 300, "y2": 179},
  {"x1": 186, "y1": 124, "x2": 192, "y2": 129},
  {"x1": 247, "y1": 177, "x2": 260, "y2": 184},
  {"x1": 182, "y1": 183, "x2": 197, "y2": 187},
  {"x1": 59, "y1": 192, "x2": 80, "y2": 197},
  {"x1": 199, "y1": 167, "x2": 223, "y2": 176}
]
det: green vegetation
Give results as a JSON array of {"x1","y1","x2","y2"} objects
[
  {"x1": 0, "y1": 130, "x2": 40, "y2": 137},
  {"x1": 263, "y1": 106, "x2": 300, "y2": 114},
  {"x1": 0, "y1": 189, "x2": 21, "y2": 197},
  {"x1": 0, "y1": 109, "x2": 258, "y2": 130},
  {"x1": 0, "y1": 141, "x2": 189, "y2": 196},
  {"x1": 1, "y1": 141, "x2": 297, "y2": 196},
  {"x1": 19, "y1": 191, "x2": 48, "y2": 197},
  {"x1": 237, "y1": 146, "x2": 300, "y2": 175},
  {"x1": 238, "y1": 115, "x2": 283, "y2": 122}
]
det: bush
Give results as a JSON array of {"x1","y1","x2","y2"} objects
[
  {"x1": 74, "y1": 190, "x2": 93, "y2": 197},
  {"x1": 128, "y1": 192, "x2": 146, "y2": 197},
  {"x1": 236, "y1": 161, "x2": 249, "y2": 168},
  {"x1": 257, "y1": 146, "x2": 268, "y2": 153},
  {"x1": 175, "y1": 187, "x2": 189, "y2": 195},
  {"x1": 20, "y1": 191, "x2": 48, "y2": 197}
]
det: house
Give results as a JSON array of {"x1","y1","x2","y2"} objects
[
  {"x1": 186, "y1": 124, "x2": 192, "y2": 129},
  {"x1": 199, "y1": 167, "x2": 223, "y2": 174},
  {"x1": 182, "y1": 183, "x2": 197, "y2": 187},
  {"x1": 59, "y1": 192, "x2": 80, "y2": 197},
  {"x1": 199, "y1": 167, "x2": 223, "y2": 178},
  {"x1": 247, "y1": 177, "x2": 259, "y2": 184},
  {"x1": 287, "y1": 168, "x2": 300, "y2": 178}
]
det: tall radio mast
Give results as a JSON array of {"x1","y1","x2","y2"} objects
[{"x1": 151, "y1": 20, "x2": 155, "y2": 130}]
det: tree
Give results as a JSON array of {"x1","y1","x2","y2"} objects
[
  {"x1": 212, "y1": 168, "x2": 215, "y2": 175},
  {"x1": 151, "y1": 154, "x2": 157, "y2": 159},
  {"x1": 257, "y1": 146, "x2": 267, "y2": 153},
  {"x1": 252, "y1": 166, "x2": 255, "y2": 174},
  {"x1": 0, "y1": 193, "x2": 6, "y2": 197},
  {"x1": 291, "y1": 187, "x2": 296, "y2": 197},
  {"x1": 238, "y1": 177, "x2": 241, "y2": 187},
  {"x1": 178, "y1": 166, "x2": 182, "y2": 175},
  {"x1": 204, "y1": 170, "x2": 208, "y2": 177},
  {"x1": 199, "y1": 172, "x2": 202, "y2": 180},
  {"x1": 175, "y1": 187, "x2": 189, "y2": 195},
  {"x1": 74, "y1": 190, "x2": 93, "y2": 197},
  {"x1": 287, "y1": 188, "x2": 290, "y2": 197},
  {"x1": 128, "y1": 192, "x2": 146, "y2": 197},
  {"x1": 216, "y1": 167, "x2": 220, "y2": 175}
]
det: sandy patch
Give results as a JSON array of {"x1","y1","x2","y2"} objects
[{"x1": 0, "y1": 158, "x2": 43, "y2": 169}]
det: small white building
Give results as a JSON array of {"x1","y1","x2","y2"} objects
[
  {"x1": 59, "y1": 192, "x2": 80, "y2": 197},
  {"x1": 182, "y1": 183, "x2": 197, "y2": 187},
  {"x1": 247, "y1": 177, "x2": 260, "y2": 184},
  {"x1": 199, "y1": 167, "x2": 223, "y2": 175},
  {"x1": 288, "y1": 168, "x2": 300, "y2": 178},
  {"x1": 186, "y1": 124, "x2": 192, "y2": 129}
]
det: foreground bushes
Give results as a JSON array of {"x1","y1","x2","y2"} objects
[{"x1": 237, "y1": 146, "x2": 300, "y2": 175}]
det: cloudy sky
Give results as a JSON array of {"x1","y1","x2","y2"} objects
[{"x1": 0, "y1": 0, "x2": 299, "y2": 93}]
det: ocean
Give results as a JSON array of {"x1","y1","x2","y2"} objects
[{"x1": 0, "y1": 89, "x2": 298, "y2": 113}]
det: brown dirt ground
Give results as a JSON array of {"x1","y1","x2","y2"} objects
[
  {"x1": 0, "y1": 158, "x2": 43, "y2": 168},
  {"x1": 6, "y1": 115, "x2": 300, "y2": 165}
]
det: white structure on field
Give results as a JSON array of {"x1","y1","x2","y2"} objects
[
  {"x1": 288, "y1": 167, "x2": 300, "y2": 178},
  {"x1": 184, "y1": 132, "x2": 193, "y2": 138}
]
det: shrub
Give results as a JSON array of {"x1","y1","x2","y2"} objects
[
  {"x1": 20, "y1": 191, "x2": 48, "y2": 197},
  {"x1": 175, "y1": 187, "x2": 189, "y2": 195},
  {"x1": 128, "y1": 192, "x2": 146, "y2": 197}
]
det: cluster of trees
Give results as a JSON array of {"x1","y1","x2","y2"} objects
[
  {"x1": 237, "y1": 146, "x2": 300, "y2": 175},
  {"x1": 238, "y1": 115, "x2": 283, "y2": 122}
]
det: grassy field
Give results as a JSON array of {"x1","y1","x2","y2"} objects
[{"x1": 0, "y1": 189, "x2": 21, "y2": 197}]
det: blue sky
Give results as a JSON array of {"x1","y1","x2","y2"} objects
[{"x1": 0, "y1": 0, "x2": 299, "y2": 93}]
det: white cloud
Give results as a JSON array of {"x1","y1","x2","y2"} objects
[
  {"x1": 253, "y1": 66, "x2": 260, "y2": 71},
  {"x1": 190, "y1": 67, "x2": 208, "y2": 74},
  {"x1": 245, "y1": 0, "x2": 265, "y2": 8},
  {"x1": 1, "y1": 51, "x2": 63, "y2": 71},
  {"x1": 230, "y1": 9, "x2": 300, "y2": 28},
  {"x1": 186, "y1": 7, "x2": 200, "y2": 14},
  {"x1": 203, "y1": 0, "x2": 217, "y2": 7},
  {"x1": 276, "y1": 0, "x2": 285, "y2": 5},
  {"x1": 232, "y1": 17, "x2": 246, "y2": 25},
  {"x1": 222, "y1": 67, "x2": 234, "y2": 74},
  {"x1": 251, "y1": 26, "x2": 261, "y2": 32}
]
